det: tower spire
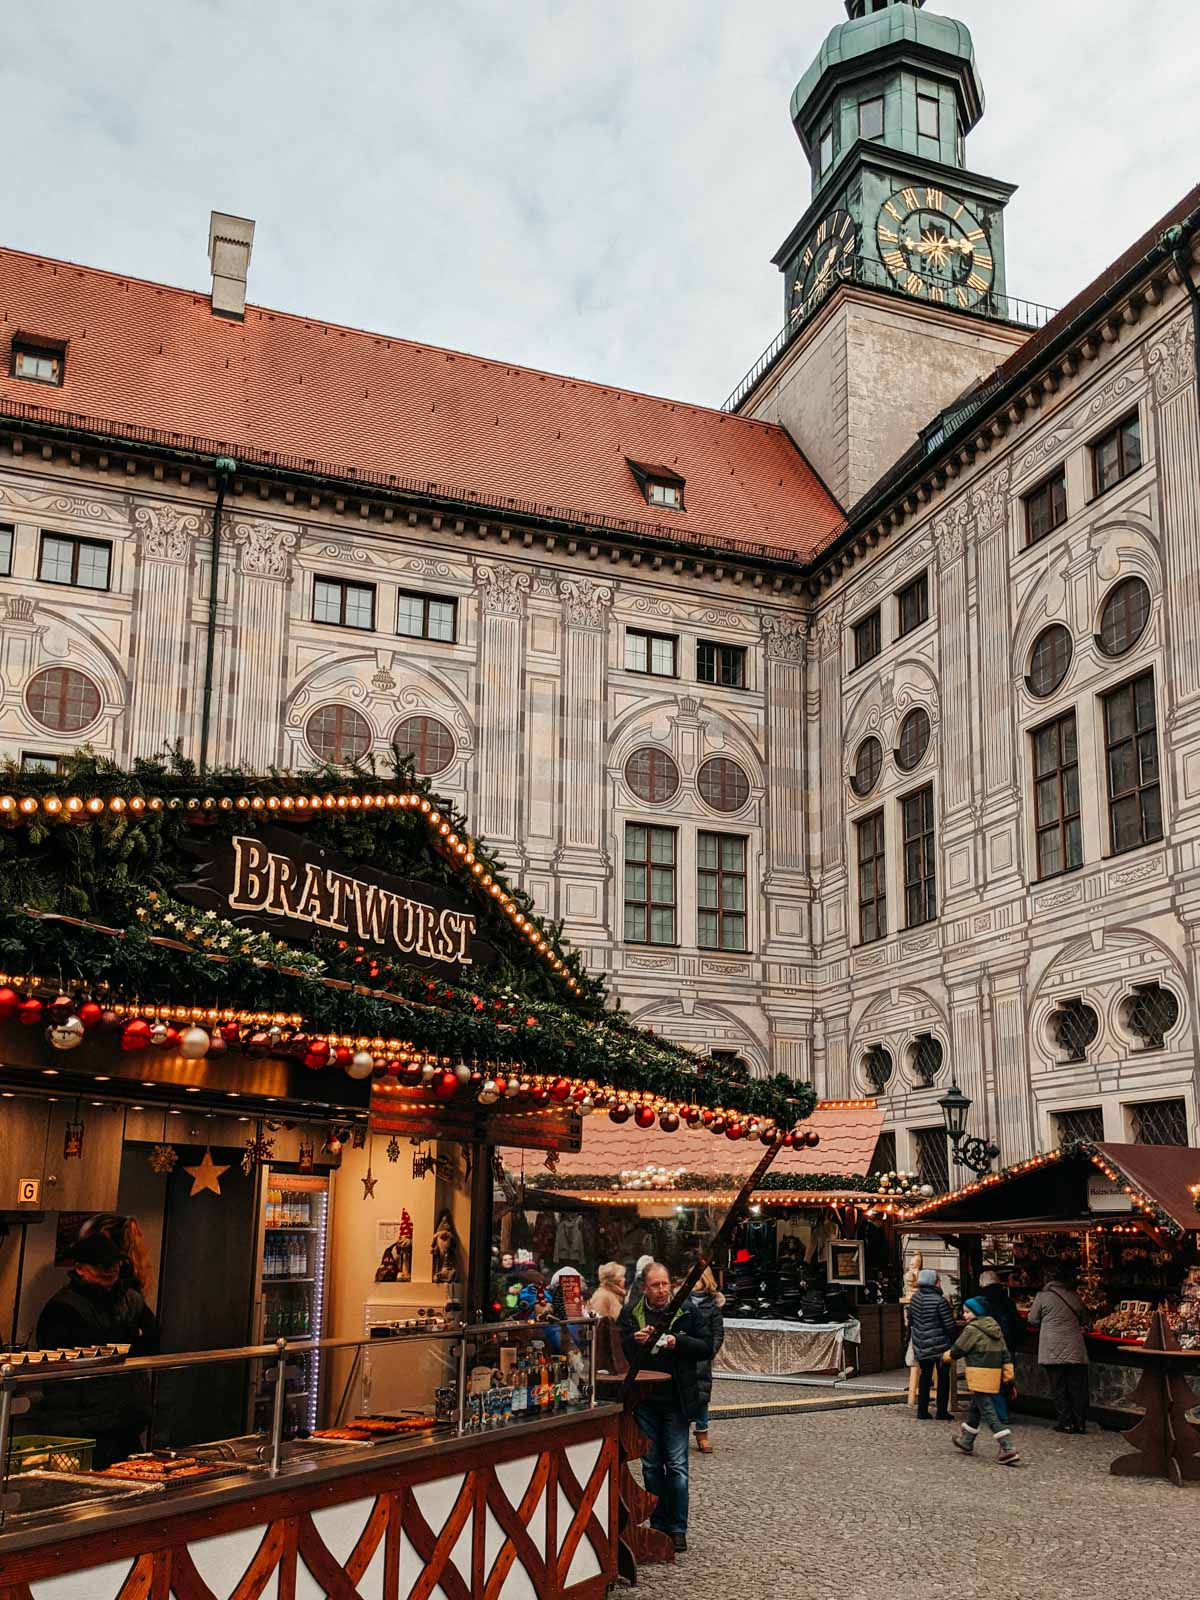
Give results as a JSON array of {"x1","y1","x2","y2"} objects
[{"x1": 844, "y1": 0, "x2": 924, "y2": 16}]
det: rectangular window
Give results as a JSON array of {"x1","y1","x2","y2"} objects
[
  {"x1": 625, "y1": 629, "x2": 676, "y2": 677},
  {"x1": 697, "y1": 832, "x2": 748, "y2": 952},
  {"x1": 1093, "y1": 412, "x2": 1142, "y2": 495},
  {"x1": 914, "y1": 1127, "x2": 950, "y2": 1193},
  {"x1": 853, "y1": 608, "x2": 881, "y2": 669},
  {"x1": 1129, "y1": 1098, "x2": 1188, "y2": 1147},
  {"x1": 1104, "y1": 672, "x2": 1162, "y2": 854},
  {"x1": 1024, "y1": 468, "x2": 1068, "y2": 545},
  {"x1": 896, "y1": 571, "x2": 929, "y2": 637},
  {"x1": 819, "y1": 126, "x2": 834, "y2": 173},
  {"x1": 917, "y1": 94, "x2": 940, "y2": 140},
  {"x1": 1032, "y1": 712, "x2": 1082, "y2": 880},
  {"x1": 0, "y1": 524, "x2": 12, "y2": 576},
  {"x1": 312, "y1": 575, "x2": 375, "y2": 629},
  {"x1": 696, "y1": 640, "x2": 746, "y2": 689},
  {"x1": 856, "y1": 810, "x2": 887, "y2": 945},
  {"x1": 858, "y1": 97, "x2": 884, "y2": 140},
  {"x1": 38, "y1": 532, "x2": 110, "y2": 590},
  {"x1": 624, "y1": 824, "x2": 677, "y2": 946},
  {"x1": 902, "y1": 785, "x2": 937, "y2": 928},
  {"x1": 648, "y1": 481, "x2": 682, "y2": 509},
  {"x1": 396, "y1": 591, "x2": 456, "y2": 642},
  {"x1": 13, "y1": 345, "x2": 63, "y2": 385},
  {"x1": 1053, "y1": 1107, "x2": 1104, "y2": 1146},
  {"x1": 21, "y1": 751, "x2": 64, "y2": 774}
]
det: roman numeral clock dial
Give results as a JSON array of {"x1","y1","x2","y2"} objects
[
  {"x1": 791, "y1": 208, "x2": 858, "y2": 322},
  {"x1": 876, "y1": 187, "x2": 995, "y2": 308}
]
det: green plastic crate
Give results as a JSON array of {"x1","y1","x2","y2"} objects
[{"x1": 8, "y1": 1435, "x2": 95, "y2": 1474}]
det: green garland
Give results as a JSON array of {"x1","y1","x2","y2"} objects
[
  {"x1": 0, "y1": 750, "x2": 815, "y2": 1127},
  {"x1": 527, "y1": 1170, "x2": 881, "y2": 1194}
]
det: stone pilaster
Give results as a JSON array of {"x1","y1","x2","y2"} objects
[
  {"x1": 127, "y1": 505, "x2": 200, "y2": 762},
  {"x1": 987, "y1": 962, "x2": 1034, "y2": 1162},
  {"x1": 935, "y1": 498, "x2": 979, "y2": 909},
  {"x1": 970, "y1": 464, "x2": 1024, "y2": 894},
  {"x1": 760, "y1": 612, "x2": 813, "y2": 956},
  {"x1": 813, "y1": 601, "x2": 845, "y2": 873},
  {"x1": 473, "y1": 563, "x2": 530, "y2": 864},
  {"x1": 230, "y1": 521, "x2": 297, "y2": 772},
  {"x1": 552, "y1": 577, "x2": 613, "y2": 933}
]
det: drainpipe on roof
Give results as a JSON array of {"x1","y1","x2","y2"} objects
[
  {"x1": 198, "y1": 457, "x2": 237, "y2": 778},
  {"x1": 1164, "y1": 225, "x2": 1200, "y2": 436}
]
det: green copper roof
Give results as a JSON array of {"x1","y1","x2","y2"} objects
[{"x1": 792, "y1": 5, "x2": 981, "y2": 132}]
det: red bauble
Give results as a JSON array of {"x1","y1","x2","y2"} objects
[
  {"x1": 686, "y1": 1110, "x2": 703, "y2": 1129},
  {"x1": 725, "y1": 1123, "x2": 744, "y2": 1141},
  {"x1": 17, "y1": 998, "x2": 43, "y2": 1027},
  {"x1": 0, "y1": 986, "x2": 19, "y2": 1019},
  {"x1": 303, "y1": 1040, "x2": 330, "y2": 1071},
  {"x1": 219, "y1": 1022, "x2": 241, "y2": 1043},
  {"x1": 530, "y1": 1086, "x2": 549, "y2": 1104},
  {"x1": 77, "y1": 1001, "x2": 104, "y2": 1030},
  {"x1": 494, "y1": 1076, "x2": 508, "y2": 1097},
  {"x1": 659, "y1": 1112, "x2": 680, "y2": 1133},
  {"x1": 608, "y1": 1103, "x2": 632, "y2": 1125},
  {"x1": 434, "y1": 1070, "x2": 459, "y2": 1101},
  {"x1": 246, "y1": 1030, "x2": 271, "y2": 1055},
  {"x1": 385, "y1": 1058, "x2": 402, "y2": 1077},
  {"x1": 288, "y1": 1033, "x2": 311, "y2": 1059},
  {"x1": 121, "y1": 1019, "x2": 152, "y2": 1052},
  {"x1": 805, "y1": 1130, "x2": 821, "y2": 1149},
  {"x1": 155, "y1": 1025, "x2": 180, "y2": 1049},
  {"x1": 700, "y1": 1109, "x2": 714, "y2": 1126},
  {"x1": 549, "y1": 1077, "x2": 571, "y2": 1103},
  {"x1": 334, "y1": 1046, "x2": 353, "y2": 1068},
  {"x1": 402, "y1": 1062, "x2": 423, "y2": 1083},
  {"x1": 709, "y1": 1116, "x2": 726, "y2": 1135},
  {"x1": 760, "y1": 1129, "x2": 776, "y2": 1147},
  {"x1": 100, "y1": 1009, "x2": 122, "y2": 1031},
  {"x1": 206, "y1": 1034, "x2": 228, "y2": 1057},
  {"x1": 634, "y1": 1104, "x2": 656, "y2": 1129},
  {"x1": 516, "y1": 1083, "x2": 532, "y2": 1103},
  {"x1": 780, "y1": 1132, "x2": 795, "y2": 1149}
]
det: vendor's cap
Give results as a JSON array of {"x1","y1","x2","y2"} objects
[{"x1": 64, "y1": 1231, "x2": 122, "y2": 1269}]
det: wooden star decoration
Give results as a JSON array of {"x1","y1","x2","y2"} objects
[
  {"x1": 184, "y1": 1148, "x2": 230, "y2": 1197},
  {"x1": 362, "y1": 1168, "x2": 378, "y2": 1200}
]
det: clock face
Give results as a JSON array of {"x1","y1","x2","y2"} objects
[
  {"x1": 791, "y1": 209, "x2": 858, "y2": 321},
  {"x1": 876, "y1": 185, "x2": 995, "y2": 307}
]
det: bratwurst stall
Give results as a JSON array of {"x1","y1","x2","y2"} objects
[{"x1": 0, "y1": 754, "x2": 813, "y2": 1597}]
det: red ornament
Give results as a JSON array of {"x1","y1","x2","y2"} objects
[
  {"x1": 100, "y1": 1009, "x2": 122, "y2": 1031},
  {"x1": 494, "y1": 1076, "x2": 508, "y2": 1097},
  {"x1": 709, "y1": 1116, "x2": 726, "y2": 1135},
  {"x1": 780, "y1": 1132, "x2": 795, "y2": 1149},
  {"x1": 303, "y1": 1039, "x2": 330, "y2": 1071},
  {"x1": 608, "y1": 1103, "x2": 632, "y2": 1125},
  {"x1": 686, "y1": 1110, "x2": 703, "y2": 1129},
  {"x1": 0, "y1": 986, "x2": 19, "y2": 1019},
  {"x1": 760, "y1": 1129, "x2": 776, "y2": 1147},
  {"x1": 206, "y1": 1034, "x2": 228, "y2": 1057},
  {"x1": 549, "y1": 1078, "x2": 571, "y2": 1103},
  {"x1": 434, "y1": 1070, "x2": 459, "y2": 1101},
  {"x1": 700, "y1": 1109, "x2": 714, "y2": 1126},
  {"x1": 804, "y1": 1130, "x2": 821, "y2": 1149},
  {"x1": 385, "y1": 1058, "x2": 402, "y2": 1077},
  {"x1": 402, "y1": 1061, "x2": 423, "y2": 1083},
  {"x1": 530, "y1": 1086, "x2": 549, "y2": 1104},
  {"x1": 246, "y1": 1030, "x2": 271, "y2": 1055},
  {"x1": 154, "y1": 1025, "x2": 180, "y2": 1049},
  {"x1": 659, "y1": 1112, "x2": 680, "y2": 1133},
  {"x1": 725, "y1": 1123, "x2": 744, "y2": 1141},
  {"x1": 121, "y1": 1018, "x2": 152, "y2": 1052},
  {"x1": 288, "y1": 1033, "x2": 311, "y2": 1059},
  {"x1": 219, "y1": 1022, "x2": 241, "y2": 1043},
  {"x1": 334, "y1": 1046, "x2": 353, "y2": 1068},
  {"x1": 17, "y1": 997, "x2": 43, "y2": 1027},
  {"x1": 634, "y1": 1104, "x2": 656, "y2": 1129},
  {"x1": 77, "y1": 1001, "x2": 104, "y2": 1030}
]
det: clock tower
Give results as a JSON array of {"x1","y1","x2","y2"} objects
[{"x1": 733, "y1": 0, "x2": 1041, "y2": 509}]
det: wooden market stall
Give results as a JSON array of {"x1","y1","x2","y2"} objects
[{"x1": 0, "y1": 753, "x2": 813, "y2": 1595}]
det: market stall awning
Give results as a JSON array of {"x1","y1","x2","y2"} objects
[
  {"x1": 505, "y1": 1099, "x2": 881, "y2": 1185},
  {"x1": 901, "y1": 1142, "x2": 1200, "y2": 1238}
]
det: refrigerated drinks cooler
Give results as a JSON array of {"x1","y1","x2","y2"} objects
[{"x1": 249, "y1": 1168, "x2": 330, "y2": 1433}]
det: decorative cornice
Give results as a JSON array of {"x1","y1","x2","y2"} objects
[
  {"x1": 475, "y1": 563, "x2": 530, "y2": 617},
  {"x1": 234, "y1": 522, "x2": 297, "y2": 578},
  {"x1": 134, "y1": 503, "x2": 201, "y2": 562},
  {"x1": 760, "y1": 613, "x2": 808, "y2": 663},
  {"x1": 558, "y1": 576, "x2": 613, "y2": 630}
]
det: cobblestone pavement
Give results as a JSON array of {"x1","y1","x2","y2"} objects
[{"x1": 633, "y1": 1405, "x2": 1196, "y2": 1600}]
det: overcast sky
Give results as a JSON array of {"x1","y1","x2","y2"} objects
[{"x1": 4, "y1": 2, "x2": 1195, "y2": 409}]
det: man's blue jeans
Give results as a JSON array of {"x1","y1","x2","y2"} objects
[{"x1": 634, "y1": 1403, "x2": 690, "y2": 1535}]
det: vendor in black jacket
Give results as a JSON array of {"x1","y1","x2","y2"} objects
[
  {"x1": 906, "y1": 1268, "x2": 956, "y2": 1421},
  {"x1": 617, "y1": 1262, "x2": 714, "y2": 1553},
  {"x1": 34, "y1": 1230, "x2": 160, "y2": 1467}
]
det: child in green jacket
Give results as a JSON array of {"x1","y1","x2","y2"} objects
[{"x1": 946, "y1": 1297, "x2": 1020, "y2": 1465}]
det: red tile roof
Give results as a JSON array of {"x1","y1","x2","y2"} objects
[{"x1": 0, "y1": 248, "x2": 843, "y2": 563}]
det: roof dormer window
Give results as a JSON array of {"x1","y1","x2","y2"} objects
[
  {"x1": 626, "y1": 458, "x2": 686, "y2": 512},
  {"x1": 12, "y1": 334, "x2": 66, "y2": 387}
]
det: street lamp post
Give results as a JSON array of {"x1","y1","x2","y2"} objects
[{"x1": 937, "y1": 1082, "x2": 1000, "y2": 1176}]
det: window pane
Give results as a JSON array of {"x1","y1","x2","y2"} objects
[
  {"x1": 313, "y1": 580, "x2": 342, "y2": 623},
  {"x1": 39, "y1": 536, "x2": 75, "y2": 583},
  {"x1": 1135, "y1": 671, "x2": 1156, "y2": 726},
  {"x1": 426, "y1": 599, "x2": 455, "y2": 641},
  {"x1": 720, "y1": 836, "x2": 745, "y2": 870},
  {"x1": 0, "y1": 527, "x2": 11, "y2": 575},
  {"x1": 1035, "y1": 776, "x2": 1060, "y2": 829},
  {"x1": 626, "y1": 824, "x2": 646, "y2": 859},
  {"x1": 1111, "y1": 794, "x2": 1139, "y2": 852},
  {"x1": 1037, "y1": 829, "x2": 1061, "y2": 878},
  {"x1": 397, "y1": 594, "x2": 425, "y2": 637},
  {"x1": 721, "y1": 916, "x2": 746, "y2": 952},
  {"x1": 1122, "y1": 417, "x2": 1142, "y2": 474},
  {"x1": 698, "y1": 874, "x2": 718, "y2": 910},
  {"x1": 917, "y1": 95, "x2": 939, "y2": 138},
  {"x1": 1065, "y1": 817, "x2": 1083, "y2": 870},
  {"x1": 697, "y1": 642, "x2": 716, "y2": 683},
  {"x1": 1106, "y1": 688, "x2": 1134, "y2": 743},
  {"x1": 650, "y1": 637, "x2": 675, "y2": 676},
  {"x1": 649, "y1": 908, "x2": 675, "y2": 944},
  {"x1": 859, "y1": 97, "x2": 884, "y2": 140},
  {"x1": 697, "y1": 911, "x2": 719, "y2": 948},
  {"x1": 344, "y1": 584, "x2": 374, "y2": 629},
  {"x1": 75, "y1": 542, "x2": 110, "y2": 589},
  {"x1": 1141, "y1": 786, "x2": 1163, "y2": 843},
  {"x1": 624, "y1": 906, "x2": 644, "y2": 942},
  {"x1": 624, "y1": 863, "x2": 646, "y2": 900},
  {"x1": 697, "y1": 834, "x2": 718, "y2": 870},
  {"x1": 625, "y1": 633, "x2": 648, "y2": 672},
  {"x1": 722, "y1": 876, "x2": 745, "y2": 912},
  {"x1": 1096, "y1": 433, "x2": 1120, "y2": 491},
  {"x1": 650, "y1": 868, "x2": 675, "y2": 903},
  {"x1": 649, "y1": 829, "x2": 675, "y2": 864}
]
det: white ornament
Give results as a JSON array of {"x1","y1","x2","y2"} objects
[
  {"x1": 179, "y1": 1025, "x2": 211, "y2": 1060},
  {"x1": 579, "y1": 1096, "x2": 594, "y2": 1115},
  {"x1": 478, "y1": 1080, "x2": 500, "y2": 1106},
  {"x1": 421, "y1": 1063, "x2": 437, "y2": 1085},
  {"x1": 48, "y1": 1016, "x2": 85, "y2": 1051},
  {"x1": 454, "y1": 1061, "x2": 472, "y2": 1085},
  {"x1": 347, "y1": 1050, "x2": 375, "y2": 1080}
]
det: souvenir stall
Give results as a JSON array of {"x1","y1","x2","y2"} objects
[
  {"x1": 0, "y1": 753, "x2": 812, "y2": 1597},
  {"x1": 903, "y1": 1141, "x2": 1200, "y2": 1442},
  {"x1": 520, "y1": 1100, "x2": 910, "y2": 1377}
]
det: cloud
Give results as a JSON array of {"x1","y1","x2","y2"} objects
[{"x1": 2, "y1": 1, "x2": 1194, "y2": 408}]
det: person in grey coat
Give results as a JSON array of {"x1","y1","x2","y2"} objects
[
  {"x1": 1027, "y1": 1268, "x2": 1090, "y2": 1433},
  {"x1": 907, "y1": 1268, "x2": 956, "y2": 1420}
]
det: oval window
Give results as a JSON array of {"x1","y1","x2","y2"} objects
[
  {"x1": 306, "y1": 704, "x2": 372, "y2": 764},
  {"x1": 624, "y1": 747, "x2": 680, "y2": 805},
  {"x1": 851, "y1": 737, "x2": 883, "y2": 797},
  {"x1": 394, "y1": 714, "x2": 455, "y2": 775},
  {"x1": 1098, "y1": 577, "x2": 1151, "y2": 657},
  {"x1": 1027, "y1": 625, "x2": 1073, "y2": 697},
  {"x1": 895, "y1": 708, "x2": 931, "y2": 772},
  {"x1": 25, "y1": 667, "x2": 102, "y2": 733},
  {"x1": 697, "y1": 756, "x2": 751, "y2": 813}
]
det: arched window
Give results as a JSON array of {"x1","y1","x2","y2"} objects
[
  {"x1": 1050, "y1": 998, "x2": 1100, "y2": 1063},
  {"x1": 851, "y1": 737, "x2": 883, "y2": 797},
  {"x1": 909, "y1": 1034, "x2": 944, "y2": 1086},
  {"x1": 305, "y1": 704, "x2": 371, "y2": 764},
  {"x1": 1027, "y1": 626, "x2": 1073, "y2": 697},
  {"x1": 895, "y1": 708, "x2": 931, "y2": 772},
  {"x1": 624, "y1": 748, "x2": 680, "y2": 805},
  {"x1": 394, "y1": 714, "x2": 455, "y2": 775},
  {"x1": 863, "y1": 1044, "x2": 893, "y2": 1092},
  {"x1": 697, "y1": 757, "x2": 750, "y2": 813},
  {"x1": 1124, "y1": 983, "x2": 1180, "y2": 1051},
  {"x1": 25, "y1": 668, "x2": 102, "y2": 733},
  {"x1": 1098, "y1": 577, "x2": 1151, "y2": 657}
]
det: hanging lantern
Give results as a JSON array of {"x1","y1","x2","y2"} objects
[
  {"x1": 17, "y1": 997, "x2": 44, "y2": 1027},
  {"x1": 347, "y1": 1050, "x2": 375, "y2": 1080},
  {"x1": 121, "y1": 1018, "x2": 152, "y2": 1052},
  {"x1": 47, "y1": 1016, "x2": 85, "y2": 1051},
  {"x1": 179, "y1": 1026, "x2": 211, "y2": 1060},
  {"x1": 77, "y1": 1001, "x2": 104, "y2": 1031},
  {"x1": 63, "y1": 1118, "x2": 85, "y2": 1159}
]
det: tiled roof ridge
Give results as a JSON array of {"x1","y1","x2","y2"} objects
[{"x1": 0, "y1": 243, "x2": 793, "y2": 441}]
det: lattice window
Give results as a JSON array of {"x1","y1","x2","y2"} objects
[
  {"x1": 1051, "y1": 998, "x2": 1100, "y2": 1063},
  {"x1": 1129, "y1": 1098, "x2": 1189, "y2": 1147},
  {"x1": 915, "y1": 1128, "x2": 950, "y2": 1194},
  {"x1": 1053, "y1": 1107, "x2": 1104, "y2": 1147},
  {"x1": 868, "y1": 1130, "x2": 897, "y2": 1176},
  {"x1": 863, "y1": 1045, "x2": 893, "y2": 1093},
  {"x1": 910, "y1": 1034, "x2": 944, "y2": 1087},
  {"x1": 1125, "y1": 983, "x2": 1180, "y2": 1051}
]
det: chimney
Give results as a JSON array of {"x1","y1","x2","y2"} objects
[{"x1": 208, "y1": 211, "x2": 255, "y2": 320}]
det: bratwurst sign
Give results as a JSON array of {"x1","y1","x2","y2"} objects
[{"x1": 178, "y1": 825, "x2": 496, "y2": 974}]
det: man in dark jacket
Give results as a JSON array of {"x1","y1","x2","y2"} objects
[
  {"x1": 618, "y1": 1262, "x2": 714, "y2": 1553},
  {"x1": 977, "y1": 1269, "x2": 1023, "y2": 1354},
  {"x1": 907, "y1": 1268, "x2": 956, "y2": 1420},
  {"x1": 34, "y1": 1231, "x2": 160, "y2": 1467}
]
